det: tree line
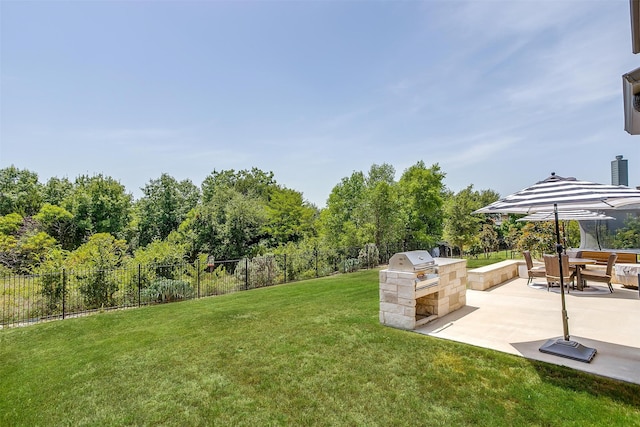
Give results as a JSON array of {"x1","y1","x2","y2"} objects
[{"x1": 2, "y1": 163, "x2": 637, "y2": 276}]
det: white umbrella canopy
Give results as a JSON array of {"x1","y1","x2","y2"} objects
[
  {"x1": 474, "y1": 173, "x2": 640, "y2": 363},
  {"x1": 474, "y1": 173, "x2": 640, "y2": 215},
  {"x1": 516, "y1": 210, "x2": 615, "y2": 222}
]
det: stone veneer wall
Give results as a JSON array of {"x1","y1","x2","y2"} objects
[
  {"x1": 379, "y1": 258, "x2": 467, "y2": 330},
  {"x1": 467, "y1": 260, "x2": 520, "y2": 291}
]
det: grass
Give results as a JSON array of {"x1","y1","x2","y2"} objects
[
  {"x1": 1, "y1": 269, "x2": 639, "y2": 426},
  {"x1": 465, "y1": 250, "x2": 516, "y2": 269}
]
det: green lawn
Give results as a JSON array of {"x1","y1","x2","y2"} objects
[
  {"x1": 465, "y1": 250, "x2": 517, "y2": 269},
  {"x1": 1, "y1": 270, "x2": 639, "y2": 426}
]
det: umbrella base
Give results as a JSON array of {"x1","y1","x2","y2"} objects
[{"x1": 539, "y1": 338, "x2": 597, "y2": 363}]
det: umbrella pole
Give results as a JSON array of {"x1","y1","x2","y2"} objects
[
  {"x1": 554, "y1": 206, "x2": 570, "y2": 341},
  {"x1": 539, "y1": 204, "x2": 597, "y2": 363}
]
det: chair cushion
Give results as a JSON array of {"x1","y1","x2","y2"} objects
[
  {"x1": 529, "y1": 267, "x2": 546, "y2": 277},
  {"x1": 580, "y1": 270, "x2": 610, "y2": 280}
]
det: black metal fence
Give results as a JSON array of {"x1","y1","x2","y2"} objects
[{"x1": 1, "y1": 243, "x2": 419, "y2": 328}]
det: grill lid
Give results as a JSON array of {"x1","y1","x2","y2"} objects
[{"x1": 388, "y1": 250, "x2": 435, "y2": 272}]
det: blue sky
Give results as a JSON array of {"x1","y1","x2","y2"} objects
[{"x1": 1, "y1": 0, "x2": 638, "y2": 208}]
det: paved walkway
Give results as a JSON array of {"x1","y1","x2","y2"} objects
[{"x1": 414, "y1": 277, "x2": 640, "y2": 385}]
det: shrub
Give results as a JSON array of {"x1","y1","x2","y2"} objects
[
  {"x1": 77, "y1": 269, "x2": 119, "y2": 309},
  {"x1": 358, "y1": 243, "x2": 379, "y2": 268},
  {"x1": 142, "y1": 278, "x2": 193, "y2": 303},
  {"x1": 235, "y1": 256, "x2": 281, "y2": 289},
  {"x1": 342, "y1": 258, "x2": 360, "y2": 273}
]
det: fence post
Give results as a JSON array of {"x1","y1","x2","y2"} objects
[
  {"x1": 284, "y1": 254, "x2": 287, "y2": 283},
  {"x1": 62, "y1": 268, "x2": 66, "y2": 320},
  {"x1": 138, "y1": 264, "x2": 142, "y2": 307},
  {"x1": 245, "y1": 258, "x2": 249, "y2": 290},
  {"x1": 197, "y1": 259, "x2": 201, "y2": 298},
  {"x1": 315, "y1": 248, "x2": 318, "y2": 278}
]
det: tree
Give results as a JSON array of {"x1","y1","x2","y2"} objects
[
  {"x1": 135, "y1": 174, "x2": 200, "y2": 247},
  {"x1": 361, "y1": 164, "x2": 404, "y2": 249},
  {"x1": 397, "y1": 162, "x2": 446, "y2": 249},
  {"x1": 222, "y1": 191, "x2": 268, "y2": 259},
  {"x1": 612, "y1": 214, "x2": 640, "y2": 249},
  {"x1": 66, "y1": 233, "x2": 128, "y2": 308},
  {"x1": 479, "y1": 224, "x2": 499, "y2": 258},
  {"x1": 175, "y1": 188, "x2": 268, "y2": 261},
  {"x1": 0, "y1": 213, "x2": 23, "y2": 235},
  {"x1": 62, "y1": 174, "x2": 132, "y2": 246},
  {"x1": 0, "y1": 213, "x2": 57, "y2": 273},
  {"x1": 201, "y1": 168, "x2": 276, "y2": 203},
  {"x1": 42, "y1": 177, "x2": 73, "y2": 206},
  {"x1": 0, "y1": 166, "x2": 43, "y2": 216},
  {"x1": 264, "y1": 187, "x2": 317, "y2": 247},
  {"x1": 34, "y1": 203, "x2": 75, "y2": 250},
  {"x1": 320, "y1": 170, "x2": 367, "y2": 249},
  {"x1": 516, "y1": 221, "x2": 556, "y2": 258},
  {"x1": 442, "y1": 185, "x2": 498, "y2": 255}
]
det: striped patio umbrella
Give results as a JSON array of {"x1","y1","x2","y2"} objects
[
  {"x1": 474, "y1": 173, "x2": 640, "y2": 363},
  {"x1": 515, "y1": 210, "x2": 615, "y2": 222},
  {"x1": 475, "y1": 173, "x2": 640, "y2": 214}
]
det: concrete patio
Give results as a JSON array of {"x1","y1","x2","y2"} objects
[{"x1": 414, "y1": 277, "x2": 640, "y2": 385}]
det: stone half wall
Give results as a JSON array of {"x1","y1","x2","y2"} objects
[
  {"x1": 379, "y1": 258, "x2": 467, "y2": 330},
  {"x1": 467, "y1": 260, "x2": 521, "y2": 291}
]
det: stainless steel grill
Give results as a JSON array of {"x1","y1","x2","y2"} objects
[
  {"x1": 388, "y1": 251, "x2": 439, "y2": 294},
  {"x1": 388, "y1": 250, "x2": 435, "y2": 273},
  {"x1": 380, "y1": 253, "x2": 467, "y2": 330}
]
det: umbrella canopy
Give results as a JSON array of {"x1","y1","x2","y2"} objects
[
  {"x1": 474, "y1": 173, "x2": 640, "y2": 363},
  {"x1": 516, "y1": 210, "x2": 615, "y2": 222},
  {"x1": 474, "y1": 173, "x2": 640, "y2": 215}
]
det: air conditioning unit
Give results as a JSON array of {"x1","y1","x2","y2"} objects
[{"x1": 623, "y1": 67, "x2": 640, "y2": 135}]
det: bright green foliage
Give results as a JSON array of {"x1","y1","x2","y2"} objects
[
  {"x1": 0, "y1": 212, "x2": 58, "y2": 273},
  {"x1": 223, "y1": 192, "x2": 268, "y2": 258},
  {"x1": 42, "y1": 176, "x2": 73, "y2": 206},
  {"x1": 363, "y1": 164, "x2": 404, "y2": 247},
  {"x1": 321, "y1": 170, "x2": 367, "y2": 248},
  {"x1": 321, "y1": 162, "x2": 445, "y2": 252},
  {"x1": 0, "y1": 213, "x2": 23, "y2": 235},
  {"x1": 34, "y1": 248, "x2": 69, "y2": 313},
  {"x1": 134, "y1": 173, "x2": 200, "y2": 247},
  {"x1": 18, "y1": 231, "x2": 57, "y2": 267},
  {"x1": 128, "y1": 239, "x2": 188, "y2": 292},
  {"x1": 517, "y1": 221, "x2": 556, "y2": 258},
  {"x1": 479, "y1": 223, "x2": 499, "y2": 257},
  {"x1": 499, "y1": 215, "x2": 524, "y2": 251},
  {"x1": 443, "y1": 185, "x2": 499, "y2": 255},
  {"x1": 176, "y1": 188, "x2": 268, "y2": 261},
  {"x1": 264, "y1": 187, "x2": 317, "y2": 246},
  {"x1": 62, "y1": 174, "x2": 133, "y2": 246},
  {"x1": 131, "y1": 239, "x2": 186, "y2": 267},
  {"x1": 66, "y1": 233, "x2": 128, "y2": 308},
  {"x1": 34, "y1": 203, "x2": 75, "y2": 250},
  {"x1": 398, "y1": 162, "x2": 446, "y2": 249},
  {"x1": 272, "y1": 239, "x2": 325, "y2": 281},
  {"x1": 201, "y1": 168, "x2": 275, "y2": 203},
  {"x1": 0, "y1": 166, "x2": 43, "y2": 216},
  {"x1": 612, "y1": 214, "x2": 640, "y2": 249}
]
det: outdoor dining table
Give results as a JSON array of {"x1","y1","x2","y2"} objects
[{"x1": 569, "y1": 257, "x2": 597, "y2": 291}]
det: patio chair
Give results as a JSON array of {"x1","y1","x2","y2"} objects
[
  {"x1": 580, "y1": 252, "x2": 617, "y2": 293},
  {"x1": 543, "y1": 254, "x2": 575, "y2": 292},
  {"x1": 523, "y1": 251, "x2": 546, "y2": 285}
]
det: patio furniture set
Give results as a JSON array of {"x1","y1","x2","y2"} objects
[{"x1": 524, "y1": 250, "x2": 619, "y2": 293}]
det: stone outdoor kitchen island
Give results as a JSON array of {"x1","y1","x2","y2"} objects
[{"x1": 379, "y1": 252, "x2": 467, "y2": 330}]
